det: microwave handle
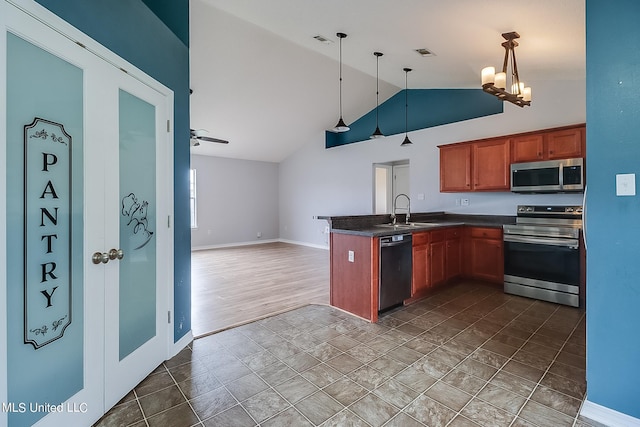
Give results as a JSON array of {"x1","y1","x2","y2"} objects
[{"x1": 582, "y1": 185, "x2": 588, "y2": 251}]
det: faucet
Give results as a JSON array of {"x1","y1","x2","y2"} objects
[{"x1": 391, "y1": 193, "x2": 411, "y2": 224}]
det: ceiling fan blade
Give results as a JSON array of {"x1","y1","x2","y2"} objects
[
  {"x1": 197, "y1": 136, "x2": 229, "y2": 144},
  {"x1": 190, "y1": 129, "x2": 229, "y2": 144}
]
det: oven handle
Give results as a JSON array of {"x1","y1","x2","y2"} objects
[{"x1": 503, "y1": 234, "x2": 580, "y2": 249}]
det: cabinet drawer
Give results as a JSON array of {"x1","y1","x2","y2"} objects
[
  {"x1": 413, "y1": 231, "x2": 430, "y2": 246},
  {"x1": 445, "y1": 228, "x2": 462, "y2": 240},
  {"x1": 430, "y1": 229, "x2": 446, "y2": 242},
  {"x1": 470, "y1": 227, "x2": 502, "y2": 239}
]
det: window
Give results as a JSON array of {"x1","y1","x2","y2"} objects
[{"x1": 189, "y1": 168, "x2": 197, "y2": 228}]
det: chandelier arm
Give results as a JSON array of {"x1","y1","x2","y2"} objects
[
  {"x1": 511, "y1": 47, "x2": 521, "y2": 95},
  {"x1": 339, "y1": 36, "x2": 343, "y2": 117},
  {"x1": 502, "y1": 44, "x2": 510, "y2": 73}
]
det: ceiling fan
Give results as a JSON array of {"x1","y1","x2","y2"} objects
[{"x1": 190, "y1": 128, "x2": 229, "y2": 145}]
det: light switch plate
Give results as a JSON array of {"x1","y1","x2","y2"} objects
[{"x1": 616, "y1": 173, "x2": 636, "y2": 196}]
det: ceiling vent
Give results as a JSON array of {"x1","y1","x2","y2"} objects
[
  {"x1": 415, "y1": 48, "x2": 435, "y2": 57},
  {"x1": 313, "y1": 35, "x2": 334, "y2": 44}
]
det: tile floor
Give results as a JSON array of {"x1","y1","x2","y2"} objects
[{"x1": 94, "y1": 281, "x2": 604, "y2": 427}]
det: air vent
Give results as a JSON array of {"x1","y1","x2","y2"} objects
[
  {"x1": 415, "y1": 48, "x2": 435, "y2": 57},
  {"x1": 313, "y1": 34, "x2": 334, "y2": 44}
]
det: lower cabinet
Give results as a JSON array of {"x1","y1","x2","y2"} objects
[
  {"x1": 412, "y1": 227, "x2": 463, "y2": 297},
  {"x1": 467, "y1": 227, "x2": 504, "y2": 283},
  {"x1": 430, "y1": 230, "x2": 446, "y2": 286},
  {"x1": 412, "y1": 232, "x2": 430, "y2": 295},
  {"x1": 445, "y1": 228, "x2": 462, "y2": 280}
]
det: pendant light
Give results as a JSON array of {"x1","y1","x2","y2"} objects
[
  {"x1": 330, "y1": 32, "x2": 350, "y2": 132},
  {"x1": 401, "y1": 68, "x2": 413, "y2": 146},
  {"x1": 370, "y1": 51, "x2": 385, "y2": 139}
]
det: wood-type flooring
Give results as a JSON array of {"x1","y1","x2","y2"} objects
[{"x1": 191, "y1": 242, "x2": 330, "y2": 337}]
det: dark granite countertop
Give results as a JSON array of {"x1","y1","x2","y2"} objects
[{"x1": 318, "y1": 212, "x2": 515, "y2": 237}]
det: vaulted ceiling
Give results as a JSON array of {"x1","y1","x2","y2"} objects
[{"x1": 190, "y1": 0, "x2": 585, "y2": 162}]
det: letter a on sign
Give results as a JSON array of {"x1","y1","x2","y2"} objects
[{"x1": 24, "y1": 118, "x2": 72, "y2": 349}]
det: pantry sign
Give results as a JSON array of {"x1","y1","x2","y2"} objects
[{"x1": 23, "y1": 117, "x2": 72, "y2": 349}]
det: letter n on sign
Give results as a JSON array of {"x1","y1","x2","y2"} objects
[{"x1": 24, "y1": 118, "x2": 72, "y2": 349}]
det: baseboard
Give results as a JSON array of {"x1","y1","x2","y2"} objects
[
  {"x1": 169, "y1": 330, "x2": 193, "y2": 359},
  {"x1": 192, "y1": 239, "x2": 279, "y2": 251},
  {"x1": 580, "y1": 400, "x2": 640, "y2": 427},
  {"x1": 278, "y1": 238, "x2": 329, "y2": 250},
  {"x1": 192, "y1": 238, "x2": 329, "y2": 251}
]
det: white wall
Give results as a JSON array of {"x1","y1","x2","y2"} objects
[
  {"x1": 279, "y1": 79, "x2": 586, "y2": 248},
  {"x1": 191, "y1": 154, "x2": 279, "y2": 249}
]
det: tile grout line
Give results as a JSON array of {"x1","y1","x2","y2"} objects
[
  {"x1": 433, "y1": 293, "x2": 546, "y2": 427},
  {"x1": 376, "y1": 286, "x2": 523, "y2": 426},
  {"x1": 163, "y1": 359, "x2": 207, "y2": 426},
  {"x1": 130, "y1": 287, "x2": 585, "y2": 427},
  {"x1": 508, "y1": 307, "x2": 587, "y2": 427},
  {"x1": 132, "y1": 388, "x2": 150, "y2": 427}
]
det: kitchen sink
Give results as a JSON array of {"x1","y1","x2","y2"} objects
[{"x1": 375, "y1": 222, "x2": 441, "y2": 229}]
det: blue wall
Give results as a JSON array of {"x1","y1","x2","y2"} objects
[
  {"x1": 586, "y1": 0, "x2": 640, "y2": 418},
  {"x1": 34, "y1": 0, "x2": 192, "y2": 342},
  {"x1": 326, "y1": 89, "x2": 503, "y2": 148},
  {"x1": 142, "y1": 0, "x2": 189, "y2": 46}
]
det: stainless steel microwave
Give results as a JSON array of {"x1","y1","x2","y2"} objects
[{"x1": 511, "y1": 158, "x2": 584, "y2": 193}]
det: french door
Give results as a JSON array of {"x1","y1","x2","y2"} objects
[{"x1": 1, "y1": 1, "x2": 173, "y2": 426}]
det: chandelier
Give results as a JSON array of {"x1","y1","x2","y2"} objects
[{"x1": 481, "y1": 31, "x2": 531, "y2": 107}]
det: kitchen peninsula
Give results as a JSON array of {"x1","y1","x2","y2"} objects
[{"x1": 321, "y1": 212, "x2": 514, "y2": 322}]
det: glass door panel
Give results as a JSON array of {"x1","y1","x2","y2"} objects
[
  {"x1": 118, "y1": 89, "x2": 157, "y2": 360},
  {"x1": 5, "y1": 27, "x2": 93, "y2": 427}
]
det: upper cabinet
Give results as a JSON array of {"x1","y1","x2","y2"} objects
[
  {"x1": 439, "y1": 124, "x2": 585, "y2": 193},
  {"x1": 440, "y1": 144, "x2": 472, "y2": 192},
  {"x1": 440, "y1": 138, "x2": 510, "y2": 192},
  {"x1": 472, "y1": 138, "x2": 510, "y2": 191},
  {"x1": 511, "y1": 126, "x2": 585, "y2": 163}
]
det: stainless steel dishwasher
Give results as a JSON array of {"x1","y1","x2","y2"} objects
[{"x1": 379, "y1": 233, "x2": 412, "y2": 311}]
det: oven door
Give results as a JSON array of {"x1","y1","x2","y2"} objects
[{"x1": 503, "y1": 235, "x2": 580, "y2": 306}]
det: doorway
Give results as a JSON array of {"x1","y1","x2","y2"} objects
[
  {"x1": 1, "y1": 2, "x2": 173, "y2": 425},
  {"x1": 373, "y1": 160, "x2": 410, "y2": 214}
]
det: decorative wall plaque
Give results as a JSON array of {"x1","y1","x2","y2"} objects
[{"x1": 24, "y1": 117, "x2": 72, "y2": 349}]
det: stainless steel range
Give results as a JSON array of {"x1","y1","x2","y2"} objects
[{"x1": 503, "y1": 205, "x2": 583, "y2": 307}]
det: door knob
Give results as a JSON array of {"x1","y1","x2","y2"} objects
[
  {"x1": 92, "y1": 252, "x2": 109, "y2": 264},
  {"x1": 109, "y1": 248, "x2": 124, "y2": 260}
]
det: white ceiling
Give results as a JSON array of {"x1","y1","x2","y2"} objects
[{"x1": 189, "y1": 0, "x2": 585, "y2": 162}]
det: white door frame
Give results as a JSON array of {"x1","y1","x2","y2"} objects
[{"x1": 0, "y1": 1, "x2": 177, "y2": 425}]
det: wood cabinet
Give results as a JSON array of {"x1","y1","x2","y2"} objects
[
  {"x1": 467, "y1": 227, "x2": 503, "y2": 284},
  {"x1": 329, "y1": 233, "x2": 379, "y2": 322},
  {"x1": 439, "y1": 144, "x2": 471, "y2": 192},
  {"x1": 330, "y1": 225, "x2": 505, "y2": 321},
  {"x1": 440, "y1": 138, "x2": 510, "y2": 192},
  {"x1": 430, "y1": 230, "x2": 446, "y2": 286},
  {"x1": 511, "y1": 126, "x2": 585, "y2": 163},
  {"x1": 546, "y1": 127, "x2": 584, "y2": 159},
  {"x1": 411, "y1": 227, "x2": 463, "y2": 296},
  {"x1": 440, "y1": 124, "x2": 585, "y2": 193},
  {"x1": 472, "y1": 138, "x2": 510, "y2": 191},
  {"x1": 445, "y1": 228, "x2": 462, "y2": 280},
  {"x1": 412, "y1": 232, "x2": 430, "y2": 296}
]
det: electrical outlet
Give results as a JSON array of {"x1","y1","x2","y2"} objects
[
  {"x1": 455, "y1": 199, "x2": 460, "y2": 206},
  {"x1": 324, "y1": 226, "x2": 330, "y2": 234},
  {"x1": 348, "y1": 250, "x2": 354, "y2": 263},
  {"x1": 461, "y1": 198, "x2": 470, "y2": 206},
  {"x1": 257, "y1": 231, "x2": 262, "y2": 238}
]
